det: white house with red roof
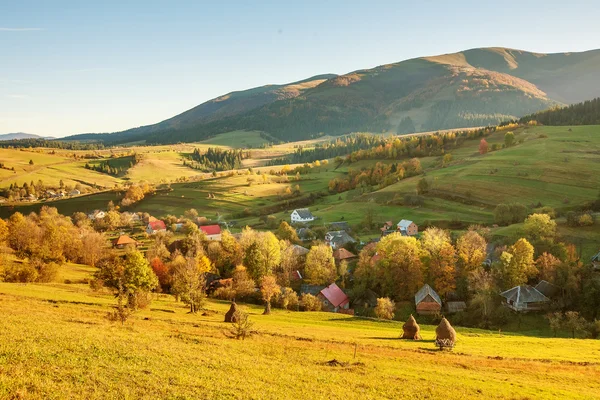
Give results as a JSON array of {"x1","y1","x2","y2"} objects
[
  {"x1": 317, "y1": 283, "x2": 350, "y2": 313},
  {"x1": 146, "y1": 220, "x2": 167, "y2": 235},
  {"x1": 200, "y1": 224, "x2": 222, "y2": 241}
]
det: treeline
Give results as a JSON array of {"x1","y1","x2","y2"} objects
[
  {"x1": 520, "y1": 98, "x2": 600, "y2": 126},
  {"x1": 267, "y1": 134, "x2": 390, "y2": 166},
  {"x1": 184, "y1": 148, "x2": 249, "y2": 171},
  {"x1": 84, "y1": 154, "x2": 140, "y2": 176},
  {"x1": 0, "y1": 139, "x2": 105, "y2": 150},
  {"x1": 328, "y1": 159, "x2": 422, "y2": 193}
]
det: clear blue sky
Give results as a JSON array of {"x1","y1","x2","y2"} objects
[{"x1": 1, "y1": 0, "x2": 599, "y2": 137}]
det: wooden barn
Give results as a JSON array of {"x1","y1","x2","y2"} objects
[{"x1": 415, "y1": 284, "x2": 442, "y2": 315}]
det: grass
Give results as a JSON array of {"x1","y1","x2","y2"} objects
[
  {"x1": 201, "y1": 130, "x2": 269, "y2": 148},
  {"x1": 0, "y1": 265, "x2": 599, "y2": 399}
]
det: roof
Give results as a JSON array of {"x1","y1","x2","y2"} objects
[
  {"x1": 328, "y1": 221, "x2": 350, "y2": 231},
  {"x1": 290, "y1": 244, "x2": 309, "y2": 256},
  {"x1": 148, "y1": 216, "x2": 158, "y2": 223},
  {"x1": 200, "y1": 224, "x2": 221, "y2": 235},
  {"x1": 113, "y1": 235, "x2": 137, "y2": 246},
  {"x1": 397, "y1": 219, "x2": 414, "y2": 229},
  {"x1": 370, "y1": 253, "x2": 382, "y2": 264},
  {"x1": 534, "y1": 280, "x2": 560, "y2": 298},
  {"x1": 320, "y1": 283, "x2": 349, "y2": 308},
  {"x1": 333, "y1": 248, "x2": 356, "y2": 261},
  {"x1": 148, "y1": 220, "x2": 166, "y2": 231},
  {"x1": 325, "y1": 230, "x2": 356, "y2": 246},
  {"x1": 415, "y1": 284, "x2": 442, "y2": 306},
  {"x1": 300, "y1": 284, "x2": 326, "y2": 296},
  {"x1": 446, "y1": 301, "x2": 467, "y2": 313},
  {"x1": 592, "y1": 251, "x2": 600, "y2": 262},
  {"x1": 500, "y1": 285, "x2": 549, "y2": 305},
  {"x1": 293, "y1": 208, "x2": 314, "y2": 219}
]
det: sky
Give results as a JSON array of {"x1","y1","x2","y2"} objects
[{"x1": 1, "y1": 0, "x2": 599, "y2": 137}]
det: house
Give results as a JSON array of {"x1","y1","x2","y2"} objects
[
  {"x1": 27, "y1": 194, "x2": 37, "y2": 202},
  {"x1": 290, "y1": 208, "x2": 315, "y2": 223},
  {"x1": 380, "y1": 221, "x2": 396, "y2": 236},
  {"x1": 290, "y1": 244, "x2": 309, "y2": 256},
  {"x1": 328, "y1": 221, "x2": 350, "y2": 232},
  {"x1": 69, "y1": 189, "x2": 80, "y2": 196},
  {"x1": 88, "y1": 210, "x2": 106, "y2": 220},
  {"x1": 318, "y1": 283, "x2": 350, "y2": 313},
  {"x1": 352, "y1": 289, "x2": 379, "y2": 310},
  {"x1": 445, "y1": 301, "x2": 467, "y2": 314},
  {"x1": 592, "y1": 251, "x2": 600, "y2": 271},
  {"x1": 415, "y1": 284, "x2": 442, "y2": 315},
  {"x1": 296, "y1": 228, "x2": 315, "y2": 242},
  {"x1": 500, "y1": 285, "x2": 550, "y2": 312},
  {"x1": 325, "y1": 230, "x2": 356, "y2": 249},
  {"x1": 112, "y1": 235, "x2": 139, "y2": 249},
  {"x1": 333, "y1": 248, "x2": 357, "y2": 263},
  {"x1": 200, "y1": 224, "x2": 222, "y2": 241},
  {"x1": 300, "y1": 284, "x2": 326, "y2": 296},
  {"x1": 534, "y1": 280, "x2": 560, "y2": 299},
  {"x1": 146, "y1": 220, "x2": 167, "y2": 234},
  {"x1": 397, "y1": 219, "x2": 418, "y2": 236},
  {"x1": 46, "y1": 190, "x2": 57, "y2": 198}
]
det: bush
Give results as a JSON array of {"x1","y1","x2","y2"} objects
[
  {"x1": 300, "y1": 293, "x2": 322, "y2": 311},
  {"x1": 278, "y1": 287, "x2": 299, "y2": 310},
  {"x1": 589, "y1": 320, "x2": 600, "y2": 339},
  {"x1": 37, "y1": 262, "x2": 60, "y2": 283},
  {"x1": 226, "y1": 310, "x2": 254, "y2": 340},
  {"x1": 374, "y1": 297, "x2": 395, "y2": 320},
  {"x1": 2, "y1": 263, "x2": 38, "y2": 283}
]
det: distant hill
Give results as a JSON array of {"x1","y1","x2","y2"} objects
[
  {"x1": 63, "y1": 47, "x2": 600, "y2": 144},
  {"x1": 0, "y1": 133, "x2": 50, "y2": 141}
]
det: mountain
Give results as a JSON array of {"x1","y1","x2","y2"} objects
[
  {"x1": 0, "y1": 133, "x2": 49, "y2": 141},
  {"x1": 64, "y1": 47, "x2": 600, "y2": 144}
]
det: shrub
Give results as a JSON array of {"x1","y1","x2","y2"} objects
[
  {"x1": 226, "y1": 310, "x2": 254, "y2": 340},
  {"x1": 578, "y1": 214, "x2": 594, "y2": 226},
  {"x1": 2, "y1": 263, "x2": 38, "y2": 283},
  {"x1": 278, "y1": 287, "x2": 299, "y2": 310},
  {"x1": 37, "y1": 262, "x2": 60, "y2": 283},
  {"x1": 300, "y1": 293, "x2": 322, "y2": 311},
  {"x1": 374, "y1": 297, "x2": 395, "y2": 320}
]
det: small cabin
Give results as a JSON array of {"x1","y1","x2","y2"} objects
[
  {"x1": 397, "y1": 219, "x2": 418, "y2": 236},
  {"x1": 290, "y1": 208, "x2": 315, "y2": 223},
  {"x1": 415, "y1": 284, "x2": 442, "y2": 315},
  {"x1": 500, "y1": 285, "x2": 549, "y2": 312},
  {"x1": 318, "y1": 283, "x2": 350, "y2": 313}
]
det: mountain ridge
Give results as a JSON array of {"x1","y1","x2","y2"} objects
[{"x1": 63, "y1": 47, "x2": 600, "y2": 144}]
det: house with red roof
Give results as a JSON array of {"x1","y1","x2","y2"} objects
[
  {"x1": 318, "y1": 283, "x2": 350, "y2": 313},
  {"x1": 200, "y1": 224, "x2": 222, "y2": 241},
  {"x1": 112, "y1": 235, "x2": 139, "y2": 249},
  {"x1": 146, "y1": 220, "x2": 167, "y2": 235}
]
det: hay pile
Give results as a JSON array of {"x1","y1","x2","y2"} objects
[
  {"x1": 435, "y1": 317, "x2": 457, "y2": 349},
  {"x1": 401, "y1": 314, "x2": 422, "y2": 340},
  {"x1": 224, "y1": 301, "x2": 239, "y2": 323}
]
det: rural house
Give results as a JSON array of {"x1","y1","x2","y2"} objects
[
  {"x1": 290, "y1": 244, "x2": 310, "y2": 256},
  {"x1": 88, "y1": 210, "x2": 106, "y2": 220},
  {"x1": 333, "y1": 248, "x2": 357, "y2": 263},
  {"x1": 325, "y1": 230, "x2": 356, "y2": 249},
  {"x1": 500, "y1": 285, "x2": 550, "y2": 312},
  {"x1": 112, "y1": 235, "x2": 139, "y2": 249},
  {"x1": 397, "y1": 219, "x2": 418, "y2": 236},
  {"x1": 200, "y1": 224, "x2": 222, "y2": 241},
  {"x1": 290, "y1": 208, "x2": 315, "y2": 223},
  {"x1": 318, "y1": 283, "x2": 350, "y2": 313},
  {"x1": 146, "y1": 220, "x2": 167, "y2": 235},
  {"x1": 415, "y1": 284, "x2": 442, "y2": 315},
  {"x1": 534, "y1": 280, "x2": 560, "y2": 299}
]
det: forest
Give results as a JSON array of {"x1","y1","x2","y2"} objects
[{"x1": 183, "y1": 148, "x2": 249, "y2": 171}]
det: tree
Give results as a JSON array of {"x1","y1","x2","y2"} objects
[
  {"x1": 535, "y1": 252, "x2": 561, "y2": 283},
  {"x1": 504, "y1": 131, "x2": 515, "y2": 147},
  {"x1": 374, "y1": 297, "x2": 395, "y2": 320},
  {"x1": 103, "y1": 210, "x2": 121, "y2": 231},
  {"x1": 231, "y1": 266, "x2": 255, "y2": 299},
  {"x1": 277, "y1": 221, "x2": 299, "y2": 242},
  {"x1": 523, "y1": 213, "x2": 557, "y2": 241},
  {"x1": 304, "y1": 244, "x2": 336, "y2": 285},
  {"x1": 97, "y1": 249, "x2": 158, "y2": 310},
  {"x1": 0, "y1": 218, "x2": 8, "y2": 244},
  {"x1": 376, "y1": 233, "x2": 424, "y2": 300},
  {"x1": 442, "y1": 153, "x2": 452, "y2": 167},
  {"x1": 184, "y1": 208, "x2": 199, "y2": 220},
  {"x1": 479, "y1": 138, "x2": 489, "y2": 154},
  {"x1": 493, "y1": 238, "x2": 536, "y2": 290},
  {"x1": 260, "y1": 275, "x2": 280, "y2": 315},
  {"x1": 80, "y1": 229, "x2": 108, "y2": 267},
  {"x1": 546, "y1": 312, "x2": 563, "y2": 337},
  {"x1": 421, "y1": 228, "x2": 456, "y2": 299},
  {"x1": 362, "y1": 207, "x2": 378, "y2": 230},
  {"x1": 172, "y1": 256, "x2": 207, "y2": 313},
  {"x1": 563, "y1": 311, "x2": 587, "y2": 339},
  {"x1": 417, "y1": 178, "x2": 429, "y2": 195},
  {"x1": 456, "y1": 230, "x2": 487, "y2": 294}
]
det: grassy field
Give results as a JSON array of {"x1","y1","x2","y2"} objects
[
  {"x1": 200, "y1": 130, "x2": 269, "y2": 148},
  {"x1": 0, "y1": 263, "x2": 599, "y2": 399}
]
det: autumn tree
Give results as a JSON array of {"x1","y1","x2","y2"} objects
[
  {"x1": 277, "y1": 221, "x2": 299, "y2": 242},
  {"x1": 231, "y1": 265, "x2": 256, "y2": 299},
  {"x1": 304, "y1": 244, "x2": 336, "y2": 285},
  {"x1": 421, "y1": 228, "x2": 456, "y2": 299},
  {"x1": 260, "y1": 275, "x2": 280, "y2": 315},
  {"x1": 172, "y1": 256, "x2": 207, "y2": 313},
  {"x1": 456, "y1": 230, "x2": 487, "y2": 296},
  {"x1": 376, "y1": 233, "x2": 424, "y2": 300},
  {"x1": 535, "y1": 252, "x2": 561, "y2": 283},
  {"x1": 479, "y1": 138, "x2": 488, "y2": 154},
  {"x1": 563, "y1": 311, "x2": 588, "y2": 338},
  {"x1": 80, "y1": 228, "x2": 108, "y2": 267},
  {"x1": 374, "y1": 297, "x2": 395, "y2": 320},
  {"x1": 504, "y1": 131, "x2": 515, "y2": 147},
  {"x1": 493, "y1": 238, "x2": 537, "y2": 290},
  {"x1": 523, "y1": 213, "x2": 557, "y2": 241}
]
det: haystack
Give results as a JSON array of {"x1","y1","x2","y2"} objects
[
  {"x1": 224, "y1": 301, "x2": 239, "y2": 323},
  {"x1": 401, "y1": 314, "x2": 422, "y2": 340},
  {"x1": 435, "y1": 317, "x2": 457, "y2": 349}
]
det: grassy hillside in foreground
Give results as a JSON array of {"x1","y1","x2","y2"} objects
[{"x1": 0, "y1": 263, "x2": 599, "y2": 400}]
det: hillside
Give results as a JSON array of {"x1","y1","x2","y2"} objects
[
  {"x1": 0, "y1": 133, "x2": 47, "y2": 141},
  {"x1": 62, "y1": 47, "x2": 600, "y2": 144}
]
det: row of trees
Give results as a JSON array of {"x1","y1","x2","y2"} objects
[
  {"x1": 184, "y1": 148, "x2": 249, "y2": 171},
  {"x1": 519, "y1": 98, "x2": 600, "y2": 126},
  {"x1": 328, "y1": 159, "x2": 422, "y2": 194},
  {"x1": 84, "y1": 154, "x2": 141, "y2": 177}
]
